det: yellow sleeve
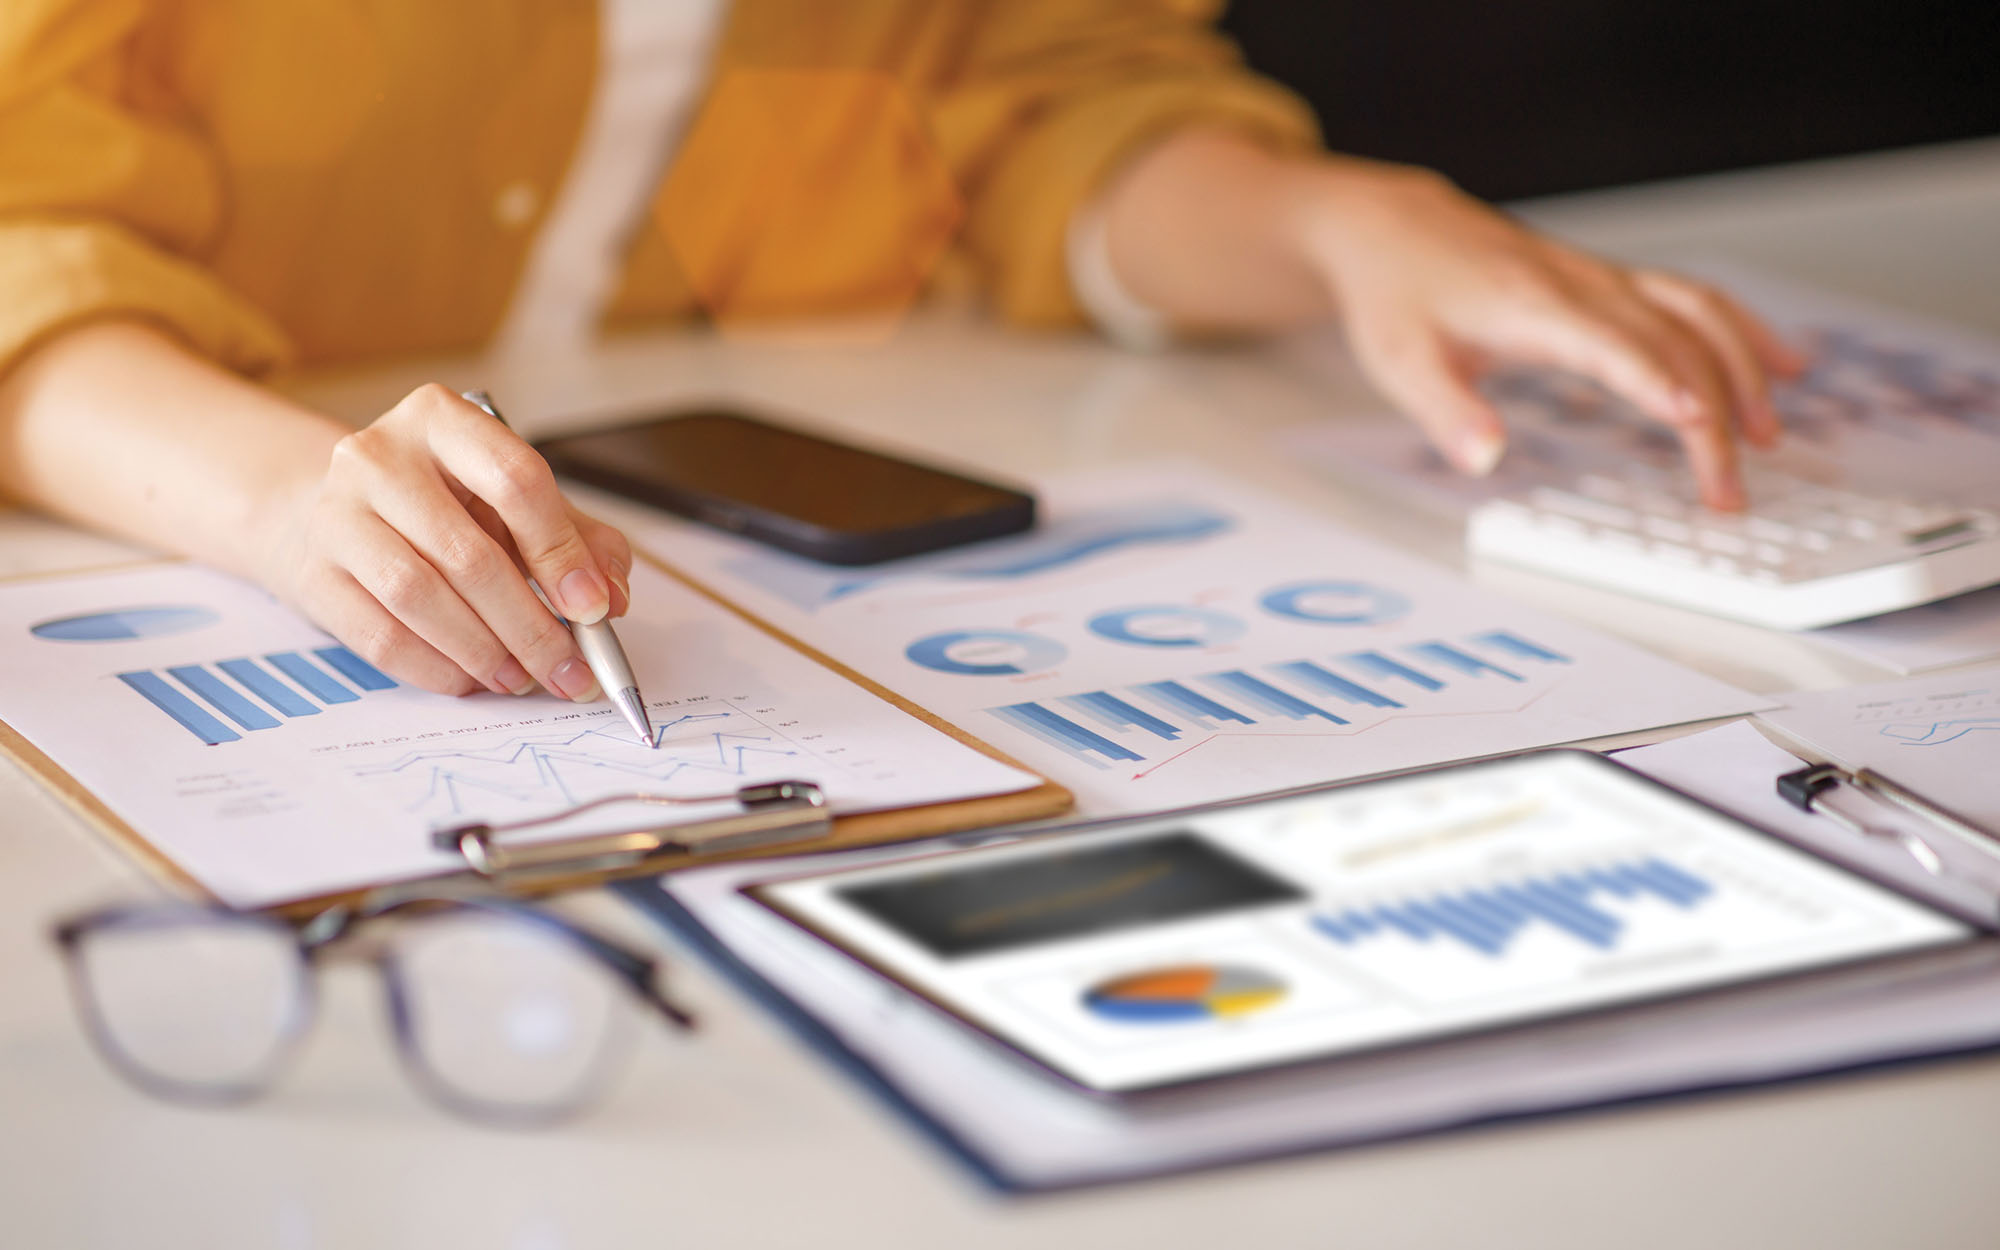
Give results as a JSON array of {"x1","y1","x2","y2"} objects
[
  {"x1": 0, "y1": 0, "x2": 289, "y2": 381},
  {"x1": 931, "y1": 0, "x2": 1321, "y2": 328}
]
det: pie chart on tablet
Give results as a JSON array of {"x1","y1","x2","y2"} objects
[{"x1": 1082, "y1": 964, "x2": 1287, "y2": 1024}]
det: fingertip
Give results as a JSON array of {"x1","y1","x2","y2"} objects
[{"x1": 1453, "y1": 427, "x2": 1507, "y2": 477}]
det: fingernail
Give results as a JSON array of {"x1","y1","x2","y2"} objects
[
  {"x1": 557, "y1": 568, "x2": 610, "y2": 625},
  {"x1": 1454, "y1": 430, "x2": 1506, "y2": 477},
  {"x1": 492, "y1": 658, "x2": 536, "y2": 696},
  {"x1": 548, "y1": 656, "x2": 601, "y2": 703}
]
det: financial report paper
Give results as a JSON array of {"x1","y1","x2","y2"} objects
[
  {"x1": 0, "y1": 562, "x2": 1038, "y2": 907},
  {"x1": 605, "y1": 464, "x2": 1768, "y2": 813}
]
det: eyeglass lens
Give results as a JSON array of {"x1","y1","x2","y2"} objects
[
  {"x1": 385, "y1": 909, "x2": 637, "y2": 1119},
  {"x1": 69, "y1": 913, "x2": 309, "y2": 1099}
]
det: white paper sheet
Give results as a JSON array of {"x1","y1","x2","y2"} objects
[
  {"x1": 1758, "y1": 665, "x2": 2000, "y2": 834},
  {"x1": 0, "y1": 562, "x2": 1037, "y2": 907},
  {"x1": 1806, "y1": 586, "x2": 2000, "y2": 674},
  {"x1": 604, "y1": 465, "x2": 1767, "y2": 815}
]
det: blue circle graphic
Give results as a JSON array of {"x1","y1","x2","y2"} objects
[
  {"x1": 30, "y1": 605, "x2": 220, "y2": 643},
  {"x1": 1087, "y1": 605, "x2": 1247, "y2": 649},
  {"x1": 905, "y1": 630, "x2": 1067, "y2": 676},
  {"x1": 1259, "y1": 581, "x2": 1410, "y2": 626}
]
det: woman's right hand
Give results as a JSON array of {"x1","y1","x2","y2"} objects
[{"x1": 261, "y1": 384, "x2": 633, "y2": 699}]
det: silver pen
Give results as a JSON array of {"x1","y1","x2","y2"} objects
[{"x1": 461, "y1": 391, "x2": 656, "y2": 747}]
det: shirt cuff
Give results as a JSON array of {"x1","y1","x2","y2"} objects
[{"x1": 1064, "y1": 199, "x2": 1175, "y2": 352}]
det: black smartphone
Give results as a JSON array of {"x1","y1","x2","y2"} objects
[{"x1": 536, "y1": 408, "x2": 1036, "y2": 566}]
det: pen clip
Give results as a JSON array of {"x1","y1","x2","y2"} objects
[
  {"x1": 433, "y1": 780, "x2": 832, "y2": 882},
  {"x1": 1777, "y1": 762, "x2": 1947, "y2": 877}
]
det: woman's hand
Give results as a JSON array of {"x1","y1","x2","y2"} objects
[
  {"x1": 1092, "y1": 132, "x2": 1805, "y2": 510},
  {"x1": 1295, "y1": 163, "x2": 1804, "y2": 509},
  {"x1": 261, "y1": 384, "x2": 633, "y2": 698}
]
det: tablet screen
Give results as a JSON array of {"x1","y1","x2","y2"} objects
[{"x1": 751, "y1": 751, "x2": 1972, "y2": 1093}]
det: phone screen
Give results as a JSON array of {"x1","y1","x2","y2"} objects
[{"x1": 541, "y1": 410, "x2": 1030, "y2": 539}]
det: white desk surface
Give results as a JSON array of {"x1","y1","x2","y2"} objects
[{"x1": 5, "y1": 138, "x2": 1999, "y2": 1250}]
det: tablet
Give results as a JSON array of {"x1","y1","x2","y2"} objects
[{"x1": 748, "y1": 750, "x2": 1976, "y2": 1095}]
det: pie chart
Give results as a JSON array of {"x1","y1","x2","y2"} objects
[
  {"x1": 1082, "y1": 964, "x2": 1287, "y2": 1024},
  {"x1": 30, "y1": 605, "x2": 219, "y2": 642}
]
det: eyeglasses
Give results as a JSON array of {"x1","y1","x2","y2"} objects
[{"x1": 50, "y1": 891, "x2": 696, "y2": 1125}]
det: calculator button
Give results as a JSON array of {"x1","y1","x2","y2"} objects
[
  {"x1": 1643, "y1": 516, "x2": 1693, "y2": 542},
  {"x1": 1697, "y1": 529, "x2": 1751, "y2": 555},
  {"x1": 1529, "y1": 488, "x2": 1635, "y2": 528}
]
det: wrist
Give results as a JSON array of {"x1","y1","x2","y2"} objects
[{"x1": 1279, "y1": 157, "x2": 1458, "y2": 301}]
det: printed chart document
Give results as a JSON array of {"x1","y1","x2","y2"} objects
[
  {"x1": 1278, "y1": 264, "x2": 2000, "y2": 669},
  {"x1": 0, "y1": 562, "x2": 1038, "y2": 908},
  {"x1": 1760, "y1": 664, "x2": 2000, "y2": 833},
  {"x1": 605, "y1": 465, "x2": 1766, "y2": 813}
]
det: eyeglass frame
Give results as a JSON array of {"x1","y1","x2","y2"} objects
[{"x1": 50, "y1": 889, "x2": 697, "y2": 1125}]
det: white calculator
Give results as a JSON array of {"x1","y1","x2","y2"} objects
[{"x1": 1467, "y1": 468, "x2": 2000, "y2": 630}]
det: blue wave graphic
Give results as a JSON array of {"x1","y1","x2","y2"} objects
[{"x1": 718, "y1": 499, "x2": 1233, "y2": 611}]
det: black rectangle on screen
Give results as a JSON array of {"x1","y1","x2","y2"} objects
[{"x1": 837, "y1": 832, "x2": 1305, "y2": 959}]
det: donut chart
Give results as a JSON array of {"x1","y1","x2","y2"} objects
[
  {"x1": 905, "y1": 629, "x2": 1067, "y2": 676},
  {"x1": 1082, "y1": 964, "x2": 1287, "y2": 1024},
  {"x1": 1087, "y1": 605, "x2": 1247, "y2": 649},
  {"x1": 1259, "y1": 580, "x2": 1410, "y2": 626}
]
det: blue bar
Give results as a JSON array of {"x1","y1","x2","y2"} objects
[
  {"x1": 1136, "y1": 680, "x2": 1253, "y2": 726},
  {"x1": 994, "y1": 702, "x2": 1144, "y2": 763},
  {"x1": 988, "y1": 704, "x2": 1100, "y2": 763},
  {"x1": 119, "y1": 671, "x2": 240, "y2": 745},
  {"x1": 1553, "y1": 872, "x2": 1592, "y2": 896},
  {"x1": 1452, "y1": 889, "x2": 1523, "y2": 933},
  {"x1": 1473, "y1": 630, "x2": 1572, "y2": 664},
  {"x1": 1344, "y1": 649, "x2": 1445, "y2": 692},
  {"x1": 1411, "y1": 642, "x2": 1522, "y2": 682},
  {"x1": 1625, "y1": 858, "x2": 1708, "y2": 907},
  {"x1": 313, "y1": 645, "x2": 396, "y2": 691},
  {"x1": 266, "y1": 652, "x2": 359, "y2": 704},
  {"x1": 1586, "y1": 867, "x2": 1637, "y2": 898},
  {"x1": 1274, "y1": 661, "x2": 1404, "y2": 708},
  {"x1": 167, "y1": 665, "x2": 280, "y2": 732},
  {"x1": 1206, "y1": 671, "x2": 1346, "y2": 723},
  {"x1": 1373, "y1": 905, "x2": 1434, "y2": 941},
  {"x1": 1311, "y1": 915, "x2": 1354, "y2": 943},
  {"x1": 1065, "y1": 691, "x2": 1182, "y2": 740},
  {"x1": 1416, "y1": 897, "x2": 1506, "y2": 955},
  {"x1": 1641, "y1": 857, "x2": 1714, "y2": 901},
  {"x1": 1511, "y1": 881, "x2": 1620, "y2": 948},
  {"x1": 217, "y1": 658, "x2": 319, "y2": 718},
  {"x1": 1338, "y1": 909, "x2": 1380, "y2": 934}
]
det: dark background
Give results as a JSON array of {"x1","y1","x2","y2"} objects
[{"x1": 1219, "y1": 1, "x2": 2000, "y2": 201}]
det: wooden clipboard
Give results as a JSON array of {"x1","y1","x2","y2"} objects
[{"x1": 0, "y1": 552, "x2": 1072, "y2": 917}]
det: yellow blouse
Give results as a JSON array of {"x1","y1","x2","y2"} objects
[{"x1": 0, "y1": 0, "x2": 1316, "y2": 378}]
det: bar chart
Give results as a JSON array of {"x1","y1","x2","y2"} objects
[
  {"x1": 987, "y1": 630, "x2": 1571, "y2": 769},
  {"x1": 1311, "y1": 856, "x2": 1713, "y2": 956},
  {"x1": 118, "y1": 646, "x2": 397, "y2": 745}
]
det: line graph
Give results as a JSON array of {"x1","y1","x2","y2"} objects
[
  {"x1": 347, "y1": 703, "x2": 817, "y2": 823},
  {"x1": 1878, "y1": 716, "x2": 2000, "y2": 746}
]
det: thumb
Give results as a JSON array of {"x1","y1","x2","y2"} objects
[{"x1": 1349, "y1": 319, "x2": 1507, "y2": 476}]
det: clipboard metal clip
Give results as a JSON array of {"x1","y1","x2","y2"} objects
[{"x1": 433, "y1": 780, "x2": 832, "y2": 882}]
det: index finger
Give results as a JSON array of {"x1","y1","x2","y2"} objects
[{"x1": 418, "y1": 392, "x2": 614, "y2": 623}]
